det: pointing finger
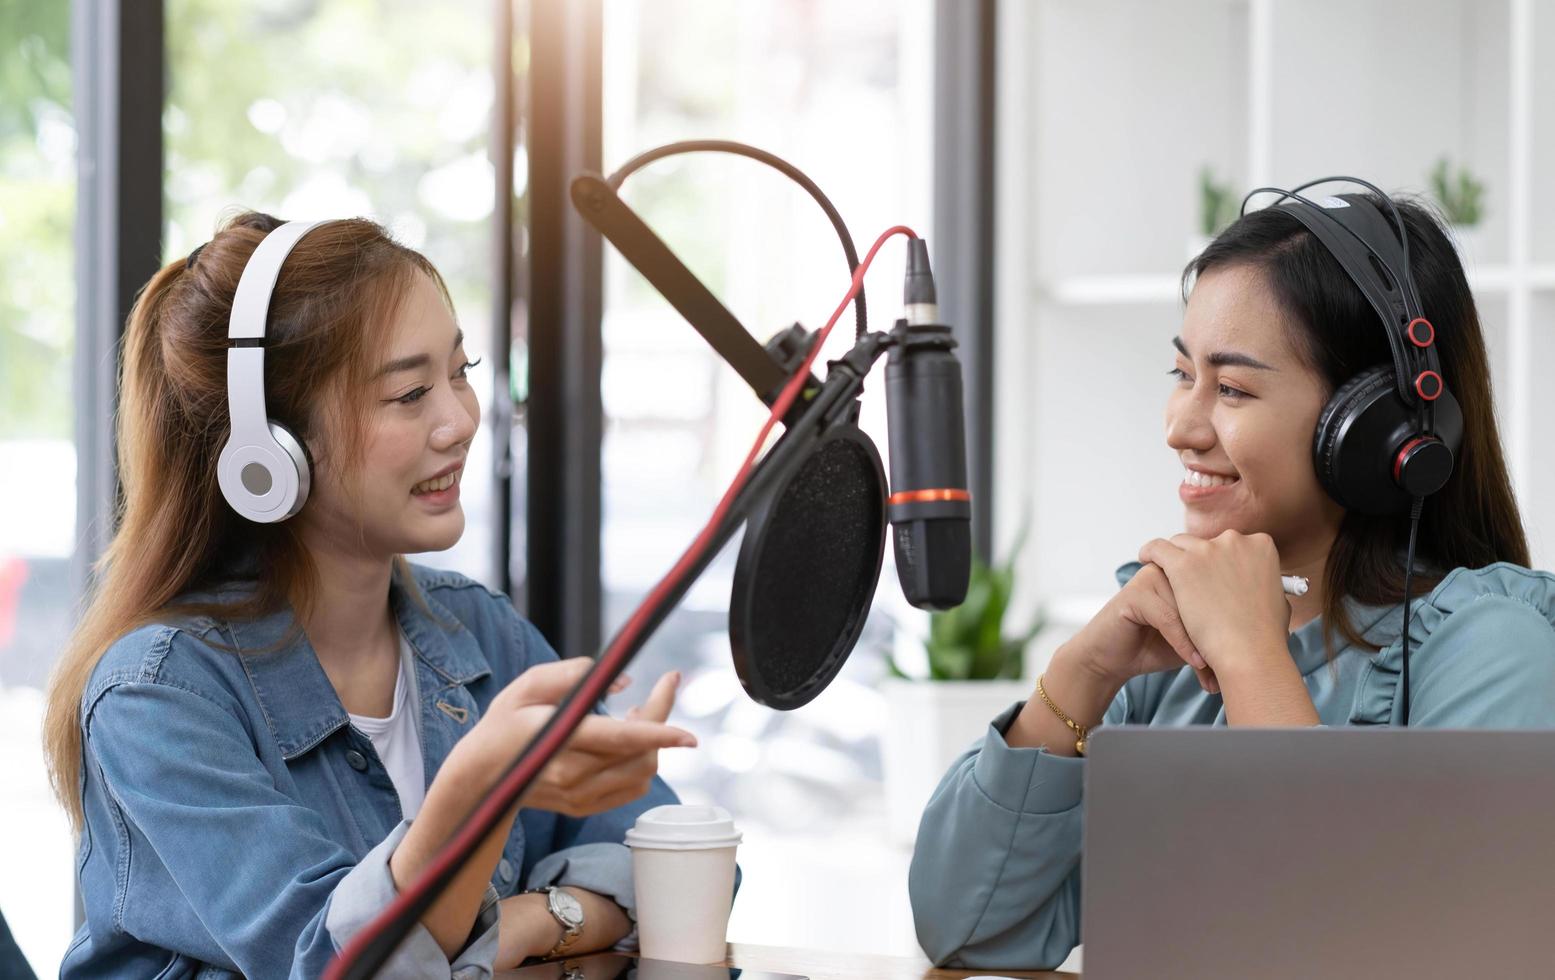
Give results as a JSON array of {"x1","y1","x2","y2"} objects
[{"x1": 636, "y1": 671, "x2": 681, "y2": 725}]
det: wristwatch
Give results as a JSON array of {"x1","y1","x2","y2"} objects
[{"x1": 540, "y1": 886, "x2": 585, "y2": 958}]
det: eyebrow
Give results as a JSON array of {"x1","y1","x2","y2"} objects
[
  {"x1": 376, "y1": 328, "x2": 465, "y2": 378},
  {"x1": 1172, "y1": 336, "x2": 1276, "y2": 371}
]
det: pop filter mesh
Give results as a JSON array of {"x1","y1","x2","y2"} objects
[{"x1": 731, "y1": 428, "x2": 886, "y2": 707}]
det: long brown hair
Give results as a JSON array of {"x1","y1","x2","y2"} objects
[
  {"x1": 1184, "y1": 195, "x2": 1529, "y2": 653},
  {"x1": 45, "y1": 211, "x2": 449, "y2": 828}
]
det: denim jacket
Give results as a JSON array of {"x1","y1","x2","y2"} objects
[{"x1": 62, "y1": 564, "x2": 680, "y2": 979}]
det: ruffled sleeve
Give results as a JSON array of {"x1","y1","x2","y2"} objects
[{"x1": 1351, "y1": 562, "x2": 1555, "y2": 727}]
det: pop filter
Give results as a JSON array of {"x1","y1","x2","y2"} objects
[{"x1": 729, "y1": 420, "x2": 887, "y2": 709}]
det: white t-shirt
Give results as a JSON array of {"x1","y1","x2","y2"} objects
[{"x1": 347, "y1": 630, "x2": 426, "y2": 820}]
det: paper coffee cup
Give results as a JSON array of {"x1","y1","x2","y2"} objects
[{"x1": 625, "y1": 804, "x2": 741, "y2": 964}]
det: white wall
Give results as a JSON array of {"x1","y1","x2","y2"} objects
[{"x1": 996, "y1": 0, "x2": 1555, "y2": 636}]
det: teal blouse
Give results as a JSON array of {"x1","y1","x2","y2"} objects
[{"x1": 908, "y1": 561, "x2": 1555, "y2": 971}]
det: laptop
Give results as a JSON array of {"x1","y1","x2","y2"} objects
[{"x1": 1082, "y1": 728, "x2": 1555, "y2": 980}]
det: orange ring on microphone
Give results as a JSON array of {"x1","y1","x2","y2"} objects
[
  {"x1": 888, "y1": 488, "x2": 971, "y2": 506},
  {"x1": 1414, "y1": 370, "x2": 1443, "y2": 401},
  {"x1": 1406, "y1": 318, "x2": 1435, "y2": 348}
]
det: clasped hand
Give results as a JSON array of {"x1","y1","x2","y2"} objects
[
  {"x1": 1068, "y1": 529, "x2": 1292, "y2": 695},
  {"x1": 1137, "y1": 530, "x2": 1292, "y2": 678}
]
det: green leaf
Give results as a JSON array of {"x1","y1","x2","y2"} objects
[
  {"x1": 913, "y1": 519, "x2": 1047, "y2": 683},
  {"x1": 926, "y1": 640, "x2": 974, "y2": 681}
]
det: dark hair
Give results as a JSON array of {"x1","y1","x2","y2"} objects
[{"x1": 1183, "y1": 194, "x2": 1529, "y2": 654}]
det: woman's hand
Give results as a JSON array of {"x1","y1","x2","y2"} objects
[
  {"x1": 1008, "y1": 552, "x2": 1221, "y2": 752},
  {"x1": 445, "y1": 658, "x2": 696, "y2": 817},
  {"x1": 396, "y1": 661, "x2": 689, "y2": 957},
  {"x1": 496, "y1": 892, "x2": 562, "y2": 968},
  {"x1": 1137, "y1": 530, "x2": 1318, "y2": 726},
  {"x1": 1054, "y1": 560, "x2": 1218, "y2": 693},
  {"x1": 1137, "y1": 530, "x2": 1291, "y2": 673},
  {"x1": 496, "y1": 887, "x2": 632, "y2": 969}
]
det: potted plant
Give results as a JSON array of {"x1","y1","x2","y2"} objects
[
  {"x1": 1428, "y1": 157, "x2": 1487, "y2": 269},
  {"x1": 879, "y1": 535, "x2": 1042, "y2": 843},
  {"x1": 1188, "y1": 165, "x2": 1239, "y2": 259}
]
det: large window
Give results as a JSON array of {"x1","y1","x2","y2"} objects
[
  {"x1": 166, "y1": 0, "x2": 503, "y2": 582},
  {"x1": 598, "y1": 0, "x2": 935, "y2": 953},
  {"x1": 0, "y1": 0, "x2": 77, "y2": 972}
]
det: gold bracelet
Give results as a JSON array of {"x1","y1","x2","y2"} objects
[{"x1": 1036, "y1": 674, "x2": 1090, "y2": 756}]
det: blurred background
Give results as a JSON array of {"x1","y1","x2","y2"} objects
[{"x1": 3, "y1": 0, "x2": 1554, "y2": 975}]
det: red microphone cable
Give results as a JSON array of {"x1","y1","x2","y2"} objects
[{"x1": 325, "y1": 224, "x2": 918, "y2": 980}]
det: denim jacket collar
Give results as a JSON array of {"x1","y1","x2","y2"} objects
[{"x1": 225, "y1": 569, "x2": 491, "y2": 760}]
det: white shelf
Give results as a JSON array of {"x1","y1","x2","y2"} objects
[
  {"x1": 1468, "y1": 266, "x2": 1517, "y2": 292},
  {"x1": 1040, "y1": 274, "x2": 1181, "y2": 305},
  {"x1": 1000, "y1": 0, "x2": 1555, "y2": 597}
]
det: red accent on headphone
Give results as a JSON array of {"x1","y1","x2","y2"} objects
[
  {"x1": 1406, "y1": 318, "x2": 1435, "y2": 348},
  {"x1": 1414, "y1": 370, "x2": 1443, "y2": 401},
  {"x1": 1394, "y1": 437, "x2": 1429, "y2": 483}
]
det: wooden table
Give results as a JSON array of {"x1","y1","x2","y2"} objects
[{"x1": 498, "y1": 943, "x2": 1076, "y2": 979}]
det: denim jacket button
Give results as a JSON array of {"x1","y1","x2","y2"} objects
[
  {"x1": 498, "y1": 859, "x2": 515, "y2": 882},
  {"x1": 345, "y1": 750, "x2": 369, "y2": 772}
]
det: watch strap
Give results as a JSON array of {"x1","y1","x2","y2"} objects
[{"x1": 543, "y1": 886, "x2": 584, "y2": 958}]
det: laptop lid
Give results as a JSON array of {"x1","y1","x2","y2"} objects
[{"x1": 1082, "y1": 728, "x2": 1555, "y2": 980}]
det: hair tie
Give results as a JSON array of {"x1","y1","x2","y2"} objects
[{"x1": 185, "y1": 243, "x2": 207, "y2": 269}]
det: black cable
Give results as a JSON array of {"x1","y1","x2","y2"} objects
[
  {"x1": 607, "y1": 139, "x2": 869, "y2": 340},
  {"x1": 1400, "y1": 495, "x2": 1425, "y2": 726},
  {"x1": 1240, "y1": 176, "x2": 1414, "y2": 297}
]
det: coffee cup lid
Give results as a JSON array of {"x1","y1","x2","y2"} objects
[{"x1": 625, "y1": 804, "x2": 742, "y2": 850}]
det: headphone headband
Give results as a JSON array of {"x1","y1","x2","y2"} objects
[
  {"x1": 225, "y1": 220, "x2": 326, "y2": 438},
  {"x1": 218, "y1": 219, "x2": 327, "y2": 524},
  {"x1": 229, "y1": 219, "x2": 328, "y2": 340},
  {"x1": 1241, "y1": 181, "x2": 1440, "y2": 417}
]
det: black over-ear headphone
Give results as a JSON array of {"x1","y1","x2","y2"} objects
[
  {"x1": 1241, "y1": 176, "x2": 1464, "y2": 724},
  {"x1": 1242, "y1": 178, "x2": 1463, "y2": 516}
]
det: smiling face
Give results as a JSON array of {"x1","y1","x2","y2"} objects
[
  {"x1": 300, "y1": 269, "x2": 481, "y2": 560},
  {"x1": 1167, "y1": 264, "x2": 1344, "y2": 555}
]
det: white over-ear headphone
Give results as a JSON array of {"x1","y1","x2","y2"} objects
[{"x1": 216, "y1": 219, "x2": 327, "y2": 523}]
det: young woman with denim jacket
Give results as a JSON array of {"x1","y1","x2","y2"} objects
[
  {"x1": 909, "y1": 196, "x2": 1555, "y2": 970},
  {"x1": 45, "y1": 213, "x2": 698, "y2": 978}
]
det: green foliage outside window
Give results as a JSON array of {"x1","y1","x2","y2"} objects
[
  {"x1": 0, "y1": 0, "x2": 73, "y2": 440},
  {"x1": 888, "y1": 528, "x2": 1043, "y2": 682},
  {"x1": 164, "y1": 0, "x2": 500, "y2": 315}
]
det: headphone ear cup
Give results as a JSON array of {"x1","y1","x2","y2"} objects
[
  {"x1": 1313, "y1": 366, "x2": 1392, "y2": 506},
  {"x1": 216, "y1": 421, "x2": 312, "y2": 523},
  {"x1": 1313, "y1": 364, "x2": 1450, "y2": 516},
  {"x1": 267, "y1": 421, "x2": 312, "y2": 520}
]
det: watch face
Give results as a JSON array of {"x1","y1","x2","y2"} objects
[{"x1": 551, "y1": 887, "x2": 585, "y2": 928}]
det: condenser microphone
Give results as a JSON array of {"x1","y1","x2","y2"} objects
[{"x1": 885, "y1": 239, "x2": 972, "y2": 609}]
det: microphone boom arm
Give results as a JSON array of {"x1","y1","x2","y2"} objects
[{"x1": 571, "y1": 172, "x2": 791, "y2": 404}]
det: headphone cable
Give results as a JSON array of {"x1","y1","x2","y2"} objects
[
  {"x1": 606, "y1": 139, "x2": 870, "y2": 340},
  {"x1": 1400, "y1": 495, "x2": 1425, "y2": 725}
]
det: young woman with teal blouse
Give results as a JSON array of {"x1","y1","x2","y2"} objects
[{"x1": 909, "y1": 193, "x2": 1555, "y2": 970}]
